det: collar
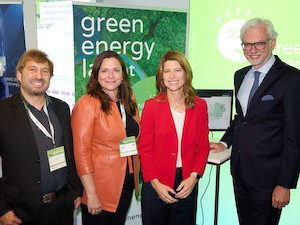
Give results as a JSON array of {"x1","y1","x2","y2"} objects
[
  {"x1": 251, "y1": 54, "x2": 276, "y2": 75},
  {"x1": 21, "y1": 93, "x2": 53, "y2": 110}
]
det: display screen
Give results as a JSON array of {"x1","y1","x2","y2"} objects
[{"x1": 196, "y1": 89, "x2": 233, "y2": 131}]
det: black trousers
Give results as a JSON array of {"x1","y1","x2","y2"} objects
[
  {"x1": 21, "y1": 194, "x2": 73, "y2": 225},
  {"x1": 141, "y1": 168, "x2": 198, "y2": 225},
  {"x1": 81, "y1": 171, "x2": 134, "y2": 225},
  {"x1": 233, "y1": 162, "x2": 281, "y2": 225}
]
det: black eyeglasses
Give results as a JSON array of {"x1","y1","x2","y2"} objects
[{"x1": 241, "y1": 38, "x2": 271, "y2": 51}]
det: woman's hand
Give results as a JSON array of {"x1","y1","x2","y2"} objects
[
  {"x1": 175, "y1": 175, "x2": 197, "y2": 199},
  {"x1": 150, "y1": 179, "x2": 177, "y2": 203},
  {"x1": 80, "y1": 173, "x2": 102, "y2": 215},
  {"x1": 86, "y1": 193, "x2": 102, "y2": 215}
]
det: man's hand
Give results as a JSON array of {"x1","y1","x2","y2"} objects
[
  {"x1": 210, "y1": 142, "x2": 226, "y2": 153},
  {"x1": 74, "y1": 196, "x2": 81, "y2": 209},
  {"x1": 0, "y1": 210, "x2": 22, "y2": 225},
  {"x1": 272, "y1": 185, "x2": 290, "y2": 209}
]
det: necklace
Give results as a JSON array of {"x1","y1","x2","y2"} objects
[{"x1": 169, "y1": 99, "x2": 185, "y2": 112}]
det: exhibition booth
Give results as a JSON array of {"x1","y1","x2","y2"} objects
[{"x1": 1, "y1": 1, "x2": 299, "y2": 225}]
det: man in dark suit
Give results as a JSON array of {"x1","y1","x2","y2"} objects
[
  {"x1": 0, "y1": 49, "x2": 82, "y2": 225},
  {"x1": 210, "y1": 18, "x2": 300, "y2": 225}
]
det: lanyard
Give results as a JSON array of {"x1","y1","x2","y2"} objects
[
  {"x1": 119, "y1": 101, "x2": 126, "y2": 129},
  {"x1": 24, "y1": 101, "x2": 56, "y2": 147}
]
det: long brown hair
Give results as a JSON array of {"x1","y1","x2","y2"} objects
[
  {"x1": 156, "y1": 50, "x2": 196, "y2": 109},
  {"x1": 86, "y1": 50, "x2": 137, "y2": 116}
]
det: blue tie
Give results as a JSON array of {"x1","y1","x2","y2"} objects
[{"x1": 247, "y1": 71, "x2": 261, "y2": 108}]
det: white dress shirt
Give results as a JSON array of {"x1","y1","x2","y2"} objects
[{"x1": 237, "y1": 55, "x2": 276, "y2": 116}]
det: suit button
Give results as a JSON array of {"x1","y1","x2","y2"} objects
[
  {"x1": 37, "y1": 181, "x2": 41, "y2": 185},
  {"x1": 242, "y1": 122, "x2": 247, "y2": 125}
]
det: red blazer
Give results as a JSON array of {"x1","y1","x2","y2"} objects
[{"x1": 138, "y1": 93, "x2": 210, "y2": 188}]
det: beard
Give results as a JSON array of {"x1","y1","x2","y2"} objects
[{"x1": 21, "y1": 79, "x2": 50, "y2": 97}]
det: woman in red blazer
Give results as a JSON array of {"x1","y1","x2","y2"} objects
[{"x1": 138, "y1": 50, "x2": 210, "y2": 225}]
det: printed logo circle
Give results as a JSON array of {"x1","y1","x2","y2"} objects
[{"x1": 217, "y1": 19, "x2": 246, "y2": 61}]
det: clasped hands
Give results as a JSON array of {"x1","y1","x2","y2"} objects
[{"x1": 151, "y1": 176, "x2": 197, "y2": 204}]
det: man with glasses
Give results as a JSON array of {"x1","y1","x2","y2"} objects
[{"x1": 210, "y1": 18, "x2": 300, "y2": 225}]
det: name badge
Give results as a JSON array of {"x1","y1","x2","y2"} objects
[
  {"x1": 120, "y1": 136, "x2": 137, "y2": 157},
  {"x1": 47, "y1": 146, "x2": 67, "y2": 172}
]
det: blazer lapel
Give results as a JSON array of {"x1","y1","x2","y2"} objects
[
  {"x1": 51, "y1": 98, "x2": 71, "y2": 155},
  {"x1": 164, "y1": 100, "x2": 176, "y2": 128},
  {"x1": 235, "y1": 66, "x2": 251, "y2": 117},
  {"x1": 52, "y1": 99, "x2": 66, "y2": 136},
  {"x1": 11, "y1": 94, "x2": 39, "y2": 152},
  {"x1": 247, "y1": 57, "x2": 283, "y2": 111},
  {"x1": 183, "y1": 106, "x2": 191, "y2": 130},
  {"x1": 235, "y1": 66, "x2": 251, "y2": 94}
]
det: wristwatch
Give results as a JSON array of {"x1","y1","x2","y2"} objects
[{"x1": 191, "y1": 172, "x2": 200, "y2": 180}]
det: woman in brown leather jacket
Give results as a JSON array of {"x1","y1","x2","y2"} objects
[{"x1": 71, "y1": 50, "x2": 140, "y2": 225}]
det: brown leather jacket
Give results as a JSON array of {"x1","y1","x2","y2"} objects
[{"x1": 71, "y1": 94, "x2": 140, "y2": 212}]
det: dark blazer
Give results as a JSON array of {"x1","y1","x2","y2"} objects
[
  {"x1": 0, "y1": 93, "x2": 82, "y2": 223},
  {"x1": 221, "y1": 55, "x2": 300, "y2": 189}
]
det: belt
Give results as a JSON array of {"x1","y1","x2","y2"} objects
[
  {"x1": 41, "y1": 186, "x2": 68, "y2": 204},
  {"x1": 42, "y1": 192, "x2": 57, "y2": 203}
]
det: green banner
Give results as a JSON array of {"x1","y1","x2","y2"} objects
[{"x1": 73, "y1": 4, "x2": 187, "y2": 113}]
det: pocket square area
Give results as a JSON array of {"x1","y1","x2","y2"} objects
[{"x1": 261, "y1": 95, "x2": 274, "y2": 101}]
